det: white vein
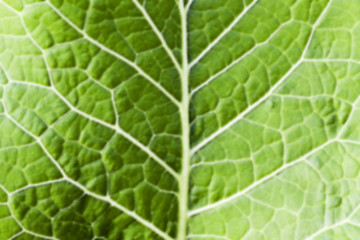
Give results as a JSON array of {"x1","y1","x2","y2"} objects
[
  {"x1": 111, "y1": 90, "x2": 119, "y2": 127},
  {"x1": 188, "y1": 139, "x2": 336, "y2": 216},
  {"x1": 51, "y1": 67, "x2": 113, "y2": 92},
  {"x1": 189, "y1": 65, "x2": 354, "y2": 217},
  {"x1": 44, "y1": 0, "x2": 181, "y2": 108},
  {"x1": 7, "y1": 79, "x2": 179, "y2": 180},
  {"x1": 188, "y1": 234, "x2": 230, "y2": 240},
  {"x1": 0, "y1": 1, "x2": 179, "y2": 180},
  {"x1": 176, "y1": 0, "x2": 192, "y2": 239},
  {"x1": 9, "y1": 179, "x2": 66, "y2": 196},
  {"x1": 0, "y1": 0, "x2": 179, "y2": 179},
  {"x1": 9, "y1": 230, "x2": 56, "y2": 240},
  {"x1": 305, "y1": 203, "x2": 360, "y2": 239},
  {"x1": 0, "y1": 62, "x2": 10, "y2": 84},
  {"x1": 0, "y1": 185, "x2": 8, "y2": 195},
  {"x1": 8, "y1": 231, "x2": 24, "y2": 240},
  {"x1": 304, "y1": 58, "x2": 360, "y2": 65},
  {"x1": 191, "y1": 0, "x2": 332, "y2": 155},
  {"x1": 5, "y1": 191, "x2": 58, "y2": 240},
  {"x1": 0, "y1": 2, "x2": 177, "y2": 238},
  {"x1": 191, "y1": 158, "x2": 249, "y2": 169},
  {"x1": 272, "y1": 93, "x2": 354, "y2": 106},
  {"x1": 336, "y1": 96, "x2": 360, "y2": 137},
  {"x1": 190, "y1": 20, "x2": 292, "y2": 96},
  {"x1": 0, "y1": 0, "x2": 346, "y2": 238},
  {"x1": 185, "y1": 0, "x2": 195, "y2": 12},
  {"x1": 189, "y1": 0, "x2": 259, "y2": 68},
  {"x1": 340, "y1": 139, "x2": 360, "y2": 146},
  {"x1": 0, "y1": 142, "x2": 37, "y2": 152},
  {"x1": 3, "y1": 109, "x2": 173, "y2": 240},
  {"x1": 132, "y1": 0, "x2": 182, "y2": 73}
]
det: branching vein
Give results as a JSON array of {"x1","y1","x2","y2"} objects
[
  {"x1": 191, "y1": 0, "x2": 332, "y2": 154},
  {"x1": 189, "y1": 0, "x2": 259, "y2": 68},
  {"x1": 45, "y1": 0, "x2": 181, "y2": 107},
  {"x1": 0, "y1": 1, "x2": 179, "y2": 181},
  {"x1": 132, "y1": 0, "x2": 182, "y2": 73}
]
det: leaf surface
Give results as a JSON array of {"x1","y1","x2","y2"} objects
[{"x1": 1, "y1": 0, "x2": 360, "y2": 239}]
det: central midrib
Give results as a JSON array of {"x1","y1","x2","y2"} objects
[{"x1": 177, "y1": 0, "x2": 191, "y2": 239}]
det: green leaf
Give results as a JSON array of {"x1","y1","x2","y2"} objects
[{"x1": 1, "y1": 0, "x2": 360, "y2": 239}]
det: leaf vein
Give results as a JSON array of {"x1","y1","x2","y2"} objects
[
  {"x1": 45, "y1": 0, "x2": 181, "y2": 107},
  {"x1": 191, "y1": 0, "x2": 333, "y2": 154}
]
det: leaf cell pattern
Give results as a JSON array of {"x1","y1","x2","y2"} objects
[{"x1": 1, "y1": 0, "x2": 360, "y2": 240}]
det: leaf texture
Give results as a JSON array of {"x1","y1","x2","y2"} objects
[{"x1": 1, "y1": 0, "x2": 360, "y2": 239}]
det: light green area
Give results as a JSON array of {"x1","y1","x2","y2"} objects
[{"x1": 1, "y1": 0, "x2": 360, "y2": 239}]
